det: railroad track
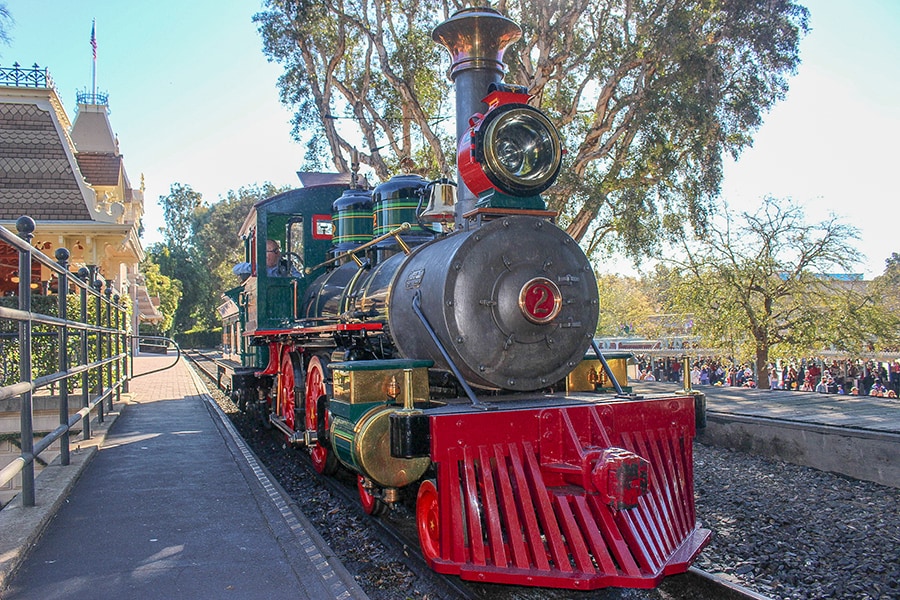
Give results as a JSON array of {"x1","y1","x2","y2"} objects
[{"x1": 184, "y1": 349, "x2": 768, "y2": 600}]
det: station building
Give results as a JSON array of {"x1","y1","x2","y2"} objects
[{"x1": 0, "y1": 62, "x2": 161, "y2": 329}]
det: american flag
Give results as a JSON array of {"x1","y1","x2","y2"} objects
[{"x1": 90, "y1": 20, "x2": 97, "y2": 60}]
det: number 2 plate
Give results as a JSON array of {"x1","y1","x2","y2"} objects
[{"x1": 518, "y1": 277, "x2": 562, "y2": 324}]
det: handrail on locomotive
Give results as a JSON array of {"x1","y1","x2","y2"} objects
[{"x1": 303, "y1": 221, "x2": 412, "y2": 274}]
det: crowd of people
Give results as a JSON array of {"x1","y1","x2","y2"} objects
[{"x1": 634, "y1": 356, "x2": 900, "y2": 399}]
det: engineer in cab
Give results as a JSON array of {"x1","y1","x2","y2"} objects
[{"x1": 232, "y1": 239, "x2": 301, "y2": 280}]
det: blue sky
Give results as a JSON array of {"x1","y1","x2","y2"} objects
[{"x1": 3, "y1": 0, "x2": 898, "y2": 278}]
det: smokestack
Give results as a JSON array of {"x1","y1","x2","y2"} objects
[{"x1": 432, "y1": 7, "x2": 521, "y2": 227}]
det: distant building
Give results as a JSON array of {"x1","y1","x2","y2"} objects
[{"x1": 0, "y1": 62, "x2": 161, "y2": 330}]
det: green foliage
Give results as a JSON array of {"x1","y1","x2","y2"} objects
[
  {"x1": 194, "y1": 183, "x2": 286, "y2": 291},
  {"x1": 139, "y1": 255, "x2": 181, "y2": 334},
  {"x1": 0, "y1": 286, "x2": 128, "y2": 394},
  {"x1": 595, "y1": 274, "x2": 659, "y2": 338},
  {"x1": 151, "y1": 182, "x2": 288, "y2": 335},
  {"x1": 865, "y1": 253, "x2": 900, "y2": 351},
  {"x1": 173, "y1": 328, "x2": 222, "y2": 350},
  {"x1": 254, "y1": 0, "x2": 456, "y2": 180},
  {"x1": 161, "y1": 183, "x2": 205, "y2": 253},
  {"x1": 255, "y1": 0, "x2": 808, "y2": 265}
]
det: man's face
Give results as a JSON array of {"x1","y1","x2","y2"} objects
[{"x1": 266, "y1": 242, "x2": 280, "y2": 268}]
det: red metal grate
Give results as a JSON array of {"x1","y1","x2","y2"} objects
[{"x1": 425, "y1": 399, "x2": 711, "y2": 589}]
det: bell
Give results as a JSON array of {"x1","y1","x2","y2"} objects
[{"x1": 419, "y1": 180, "x2": 457, "y2": 222}]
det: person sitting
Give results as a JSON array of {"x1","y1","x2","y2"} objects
[{"x1": 233, "y1": 240, "x2": 301, "y2": 279}]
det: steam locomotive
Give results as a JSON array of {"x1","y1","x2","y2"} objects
[{"x1": 220, "y1": 7, "x2": 710, "y2": 590}]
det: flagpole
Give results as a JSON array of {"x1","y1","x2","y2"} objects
[{"x1": 90, "y1": 19, "x2": 97, "y2": 101}]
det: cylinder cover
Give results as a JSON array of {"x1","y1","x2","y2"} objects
[{"x1": 332, "y1": 406, "x2": 431, "y2": 488}]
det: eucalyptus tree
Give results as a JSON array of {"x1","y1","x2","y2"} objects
[
  {"x1": 663, "y1": 197, "x2": 870, "y2": 389},
  {"x1": 255, "y1": 0, "x2": 808, "y2": 262},
  {"x1": 255, "y1": 0, "x2": 453, "y2": 178}
]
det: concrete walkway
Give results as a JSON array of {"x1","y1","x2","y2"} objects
[{"x1": 0, "y1": 353, "x2": 367, "y2": 600}]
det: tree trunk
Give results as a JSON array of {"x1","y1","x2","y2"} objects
[
  {"x1": 755, "y1": 345, "x2": 770, "y2": 390},
  {"x1": 565, "y1": 204, "x2": 596, "y2": 242}
]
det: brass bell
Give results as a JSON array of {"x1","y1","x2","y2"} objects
[{"x1": 419, "y1": 180, "x2": 457, "y2": 222}]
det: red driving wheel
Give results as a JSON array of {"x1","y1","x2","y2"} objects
[
  {"x1": 304, "y1": 355, "x2": 337, "y2": 474},
  {"x1": 278, "y1": 351, "x2": 299, "y2": 442},
  {"x1": 416, "y1": 479, "x2": 440, "y2": 563}
]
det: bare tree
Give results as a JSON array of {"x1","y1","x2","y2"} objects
[
  {"x1": 662, "y1": 197, "x2": 874, "y2": 389},
  {"x1": 0, "y1": 3, "x2": 13, "y2": 50}
]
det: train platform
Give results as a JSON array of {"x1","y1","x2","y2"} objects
[
  {"x1": 635, "y1": 381, "x2": 900, "y2": 489},
  {"x1": 0, "y1": 353, "x2": 368, "y2": 600}
]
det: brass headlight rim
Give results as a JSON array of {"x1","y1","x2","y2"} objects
[{"x1": 478, "y1": 103, "x2": 562, "y2": 195}]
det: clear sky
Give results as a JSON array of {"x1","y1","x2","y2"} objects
[{"x1": 3, "y1": 0, "x2": 898, "y2": 278}]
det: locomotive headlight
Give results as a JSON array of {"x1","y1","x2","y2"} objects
[
  {"x1": 480, "y1": 106, "x2": 561, "y2": 195},
  {"x1": 458, "y1": 86, "x2": 562, "y2": 201}
]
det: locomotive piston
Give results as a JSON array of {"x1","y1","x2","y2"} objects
[{"x1": 327, "y1": 360, "x2": 433, "y2": 489}]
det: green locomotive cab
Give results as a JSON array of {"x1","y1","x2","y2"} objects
[{"x1": 236, "y1": 181, "x2": 344, "y2": 335}]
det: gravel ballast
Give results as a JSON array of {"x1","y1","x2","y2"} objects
[{"x1": 693, "y1": 443, "x2": 900, "y2": 600}]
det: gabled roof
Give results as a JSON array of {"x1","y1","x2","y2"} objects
[{"x1": 135, "y1": 283, "x2": 163, "y2": 324}]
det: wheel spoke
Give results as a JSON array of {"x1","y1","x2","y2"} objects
[{"x1": 278, "y1": 351, "x2": 297, "y2": 441}]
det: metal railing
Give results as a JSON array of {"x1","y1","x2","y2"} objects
[
  {"x1": 0, "y1": 217, "x2": 129, "y2": 508},
  {"x1": 0, "y1": 62, "x2": 54, "y2": 89},
  {"x1": 131, "y1": 335, "x2": 181, "y2": 380},
  {"x1": 76, "y1": 90, "x2": 109, "y2": 106}
]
